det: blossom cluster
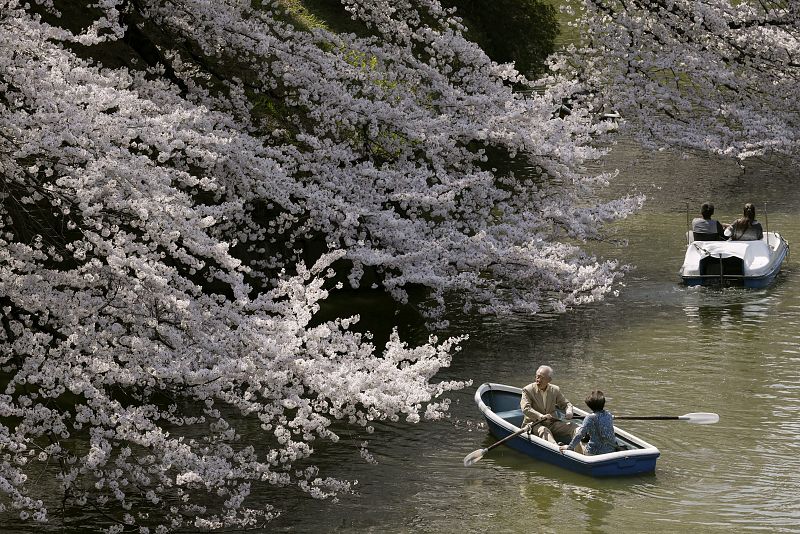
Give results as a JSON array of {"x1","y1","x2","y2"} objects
[
  {"x1": 563, "y1": 0, "x2": 800, "y2": 163},
  {"x1": 0, "y1": 0, "x2": 640, "y2": 530}
]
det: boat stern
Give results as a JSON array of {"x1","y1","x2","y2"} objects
[{"x1": 680, "y1": 232, "x2": 788, "y2": 287}]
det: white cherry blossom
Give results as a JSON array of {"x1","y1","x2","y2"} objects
[{"x1": 565, "y1": 0, "x2": 800, "y2": 163}]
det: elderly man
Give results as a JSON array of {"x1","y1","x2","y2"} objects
[{"x1": 520, "y1": 365, "x2": 580, "y2": 446}]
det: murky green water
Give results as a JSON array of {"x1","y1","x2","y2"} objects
[{"x1": 265, "y1": 143, "x2": 800, "y2": 533}]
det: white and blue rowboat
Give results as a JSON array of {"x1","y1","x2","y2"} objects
[
  {"x1": 679, "y1": 231, "x2": 789, "y2": 288},
  {"x1": 475, "y1": 383, "x2": 660, "y2": 477}
]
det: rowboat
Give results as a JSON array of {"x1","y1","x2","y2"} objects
[
  {"x1": 474, "y1": 383, "x2": 660, "y2": 477},
  {"x1": 679, "y1": 231, "x2": 789, "y2": 288}
]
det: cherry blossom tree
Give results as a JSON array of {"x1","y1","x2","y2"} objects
[
  {"x1": 0, "y1": 0, "x2": 641, "y2": 530},
  {"x1": 562, "y1": 0, "x2": 800, "y2": 163}
]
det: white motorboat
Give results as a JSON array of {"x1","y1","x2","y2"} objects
[{"x1": 679, "y1": 231, "x2": 789, "y2": 288}]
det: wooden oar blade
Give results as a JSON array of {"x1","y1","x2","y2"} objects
[
  {"x1": 680, "y1": 412, "x2": 719, "y2": 424},
  {"x1": 463, "y1": 448, "x2": 487, "y2": 467}
]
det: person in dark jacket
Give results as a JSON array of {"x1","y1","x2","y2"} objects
[{"x1": 691, "y1": 202, "x2": 725, "y2": 241}]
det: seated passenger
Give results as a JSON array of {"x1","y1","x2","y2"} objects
[
  {"x1": 691, "y1": 202, "x2": 725, "y2": 241},
  {"x1": 559, "y1": 390, "x2": 617, "y2": 456},
  {"x1": 725, "y1": 203, "x2": 764, "y2": 241},
  {"x1": 520, "y1": 365, "x2": 580, "y2": 446}
]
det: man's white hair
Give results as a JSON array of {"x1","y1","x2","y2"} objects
[{"x1": 536, "y1": 365, "x2": 553, "y2": 378}]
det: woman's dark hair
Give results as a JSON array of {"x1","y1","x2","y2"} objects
[
  {"x1": 585, "y1": 390, "x2": 606, "y2": 412},
  {"x1": 743, "y1": 203, "x2": 756, "y2": 221},
  {"x1": 701, "y1": 202, "x2": 715, "y2": 219},
  {"x1": 732, "y1": 203, "x2": 756, "y2": 237}
]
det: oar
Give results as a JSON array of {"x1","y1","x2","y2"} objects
[
  {"x1": 463, "y1": 417, "x2": 545, "y2": 467},
  {"x1": 614, "y1": 412, "x2": 719, "y2": 425}
]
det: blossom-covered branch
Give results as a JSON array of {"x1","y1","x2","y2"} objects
[{"x1": 564, "y1": 0, "x2": 800, "y2": 162}]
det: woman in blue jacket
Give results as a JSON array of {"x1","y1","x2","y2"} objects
[{"x1": 560, "y1": 390, "x2": 617, "y2": 456}]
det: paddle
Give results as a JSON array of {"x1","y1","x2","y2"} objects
[
  {"x1": 463, "y1": 417, "x2": 546, "y2": 467},
  {"x1": 613, "y1": 412, "x2": 719, "y2": 425}
]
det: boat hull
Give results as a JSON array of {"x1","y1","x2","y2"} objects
[
  {"x1": 475, "y1": 383, "x2": 660, "y2": 477},
  {"x1": 680, "y1": 232, "x2": 789, "y2": 288}
]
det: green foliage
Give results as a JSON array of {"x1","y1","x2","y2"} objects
[
  {"x1": 275, "y1": 0, "x2": 371, "y2": 36},
  {"x1": 272, "y1": 0, "x2": 558, "y2": 79},
  {"x1": 274, "y1": 0, "x2": 330, "y2": 31},
  {"x1": 444, "y1": 0, "x2": 559, "y2": 79}
]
